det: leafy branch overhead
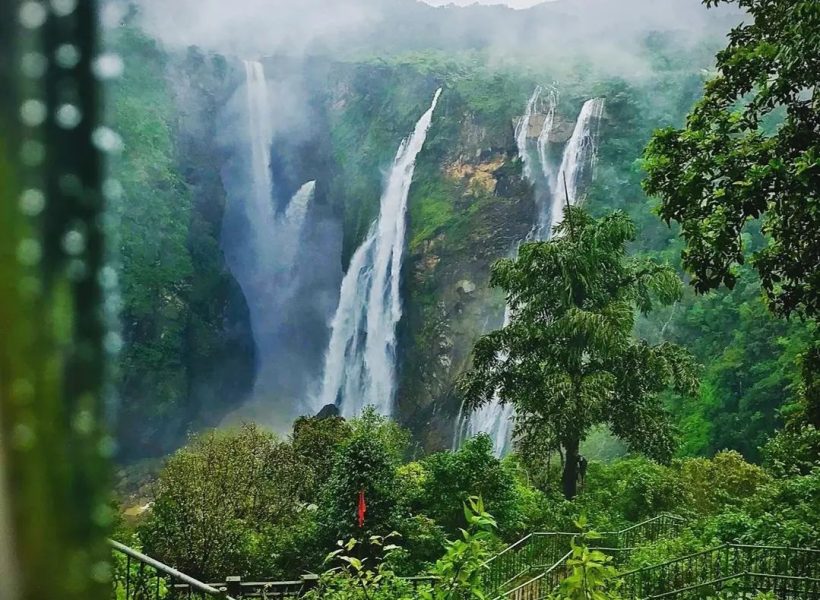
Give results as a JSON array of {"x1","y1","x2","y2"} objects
[{"x1": 643, "y1": 0, "x2": 819, "y2": 320}]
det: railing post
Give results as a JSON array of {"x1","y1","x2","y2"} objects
[
  {"x1": 225, "y1": 576, "x2": 241, "y2": 599},
  {"x1": 301, "y1": 573, "x2": 320, "y2": 595}
]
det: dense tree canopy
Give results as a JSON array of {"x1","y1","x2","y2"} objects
[
  {"x1": 461, "y1": 208, "x2": 698, "y2": 499},
  {"x1": 643, "y1": 0, "x2": 819, "y2": 319},
  {"x1": 643, "y1": 0, "x2": 820, "y2": 425}
]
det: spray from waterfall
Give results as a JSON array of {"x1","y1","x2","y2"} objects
[
  {"x1": 220, "y1": 60, "x2": 324, "y2": 426},
  {"x1": 454, "y1": 92, "x2": 604, "y2": 456},
  {"x1": 318, "y1": 88, "x2": 443, "y2": 418}
]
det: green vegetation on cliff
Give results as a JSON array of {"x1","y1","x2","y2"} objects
[{"x1": 107, "y1": 26, "x2": 253, "y2": 457}]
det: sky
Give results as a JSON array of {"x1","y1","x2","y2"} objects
[{"x1": 421, "y1": 0, "x2": 548, "y2": 7}]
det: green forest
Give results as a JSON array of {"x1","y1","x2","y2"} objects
[
  {"x1": 0, "y1": 0, "x2": 817, "y2": 599},
  {"x1": 106, "y1": 0, "x2": 817, "y2": 597}
]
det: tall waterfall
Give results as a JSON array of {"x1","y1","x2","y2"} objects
[
  {"x1": 318, "y1": 88, "x2": 443, "y2": 418},
  {"x1": 548, "y1": 98, "x2": 605, "y2": 234},
  {"x1": 243, "y1": 61, "x2": 275, "y2": 238},
  {"x1": 223, "y1": 59, "x2": 279, "y2": 355},
  {"x1": 454, "y1": 92, "x2": 604, "y2": 456},
  {"x1": 515, "y1": 86, "x2": 544, "y2": 182},
  {"x1": 221, "y1": 60, "x2": 324, "y2": 425},
  {"x1": 535, "y1": 90, "x2": 558, "y2": 237}
]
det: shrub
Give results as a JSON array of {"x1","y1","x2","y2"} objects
[
  {"x1": 761, "y1": 425, "x2": 820, "y2": 478},
  {"x1": 581, "y1": 457, "x2": 684, "y2": 523},
  {"x1": 140, "y1": 424, "x2": 307, "y2": 580},
  {"x1": 677, "y1": 451, "x2": 769, "y2": 514},
  {"x1": 415, "y1": 435, "x2": 523, "y2": 537},
  {"x1": 316, "y1": 412, "x2": 404, "y2": 550}
]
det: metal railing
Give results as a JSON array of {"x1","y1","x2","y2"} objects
[
  {"x1": 111, "y1": 540, "x2": 439, "y2": 599},
  {"x1": 483, "y1": 513, "x2": 685, "y2": 594},
  {"x1": 602, "y1": 513, "x2": 686, "y2": 550},
  {"x1": 497, "y1": 551, "x2": 572, "y2": 600},
  {"x1": 619, "y1": 544, "x2": 820, "y2": 599},
  {"x1": 173, "y1": 575, "x2": 439, "y2": 598},
  {"x1": 110, "y1": 539, "x2": 235, "y2": 600}
]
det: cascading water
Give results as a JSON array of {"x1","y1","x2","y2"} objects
[
  {"x1": 222, "y1": 60, "x2": 279, "y2": 355},
  {"x1": 535, "y1": 90, "x2": 558, "y2": 238},
  {"x1": 318, "y1": 88, "x2": 443, "y2": 418},
  {"x1": 452, "y1": 304, "x2": 516, "y2": 455},
  {"x1": 285, "y1": 180, "x2": 315, "y2": 229},
  {"x1": 279, "y1": 180, "x2": 316, "y2": 267},
  {"x1": 454, "y1": 92, "x2": 604, "y2": 456},
  {"x1": 548, "y1": 98, "x2": 605, "y2": 233},
  {"x1": 243, "y1": 61, "x2": 275, "y2": 240},
  {"x1": 221, "y1": 60, "x2": 323, "y2": 425},
  {"x1": 515, "y1": 86, "x2": 544, "y2": 182}
]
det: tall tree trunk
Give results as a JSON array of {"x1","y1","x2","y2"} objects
[{"x1": 561, "y1": 436, "x2": 580, "y2": 500}]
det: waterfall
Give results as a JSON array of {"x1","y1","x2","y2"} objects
[
  {"x1": 548, "y1": 98, "x2": 605, "y2": 234},
  {"x1": 535, "y1": 90, "x2": 558, "y2": 237},
  {"x1": 514, "y1": 86, "x2": 543, "y2": 182},
  {"x1": 318, "y1": 88, "x2": 443, "y2": 418},
  {"x1": 243, "y1": 61, "x2": 275, "y2": 238},
  {"x1": 279, "y1": 180, "x2": 316, "y2": 267},
  {"x1": 285, "y1": 180, "x2": 315, "y2": 229},
  {"x1": 453, "y1": 303, "x2": 515, "y2": 455},
  {"x1": 221, "y1": 60, "x2": 326, "y2": 425},
  {"x1": 454, "y1": 93, "x2": 604, "y2": 457},
  {"x1": 223, "y1": 59, "x2": 278, "y2": 360}
]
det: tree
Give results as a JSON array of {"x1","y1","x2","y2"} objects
[
  {"x1": 460, "y1": 208, "x2": 698, "y2": 499},
  {"x1": 642, "y1": 0, "x2": 819, "y2": 422},
  {"x1": 415, "y1": 435, "x2": 521, "y2": 537},
  {"x1": 291, "y1": 414, "x2": 353, "y2": 499},
  {"x1": 317, "y1": 410, "x2": 405, "y2": 549},
  {"x1": 140, "y1": 424, "x2": 308, "y2": 580}
]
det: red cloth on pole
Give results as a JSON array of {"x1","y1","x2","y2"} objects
[{"x1": 357, "y1": 490, "x2": 366, "y2": 528}]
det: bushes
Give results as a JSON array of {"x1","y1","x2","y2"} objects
[
  {"x1": 129, "y1": 414, "x2": 819, "y2": 585},
  {"x1": 316, "y1": 414, "x2": 404, "y2": 547},
  {"x1": 139, "y1": 424, "x2": 308, "y2": 580},
  {"x1": 580, "y1": 457, "x2": 684, "y2": 524},
  {"x1": 413, "y1": 435, "x2": 524, "y2": 537},
  {"x1": 761, "y1": 425, "x2": 820, "y2": 477},
  {"x1": 677, "y1": 451, "x2": 769, "y2": 514}
]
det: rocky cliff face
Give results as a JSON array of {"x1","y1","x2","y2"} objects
[{"x1": 399, "y1": 115, "x2": 535, "y2": 451}]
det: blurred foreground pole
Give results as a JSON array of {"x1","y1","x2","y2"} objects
[{"x1": 0, "y1": 1, "x2": 111, "y2": 599}]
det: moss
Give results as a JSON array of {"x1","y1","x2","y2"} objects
[{"x1": 408, "y1": 170, "x2": 460, "y2": 250}]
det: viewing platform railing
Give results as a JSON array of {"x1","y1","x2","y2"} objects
[
  {"x1": 619, "y1": 544, "x2": 820, "y2": 599},
  {"x1": 110, "y1": 539, "x2": 439, "y2": 599},
  {"x1": 110, "y1": 539, "x2": 236, "y2": 600},
  {"x1": 483, "y1": 513, "x2": 686, "y2": 594}
]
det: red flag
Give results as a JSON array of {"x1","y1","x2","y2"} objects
[{"x1": 357, "y1": 489, "x2": 366, "y2": 528}]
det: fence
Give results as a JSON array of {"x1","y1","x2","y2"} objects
[
  {"x1": 483, "y1": 513, "x2": 686, "y2": 595},
  {"x1": 110, "y1": 539, "x2": 235, "y2": 600},
  {"x1": 110, "y1": 540, "x2": 438, "y2": 599},
  {"x1": 498, "y1": 551, "x2": 573, "y2": 600},
  {"x1": 619, "y1": 544, "x2": 820, "y2": 599}
]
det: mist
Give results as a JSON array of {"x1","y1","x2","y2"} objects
[{"x1": 133, "y1": 0, "x2": 741, "y2": 78}]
